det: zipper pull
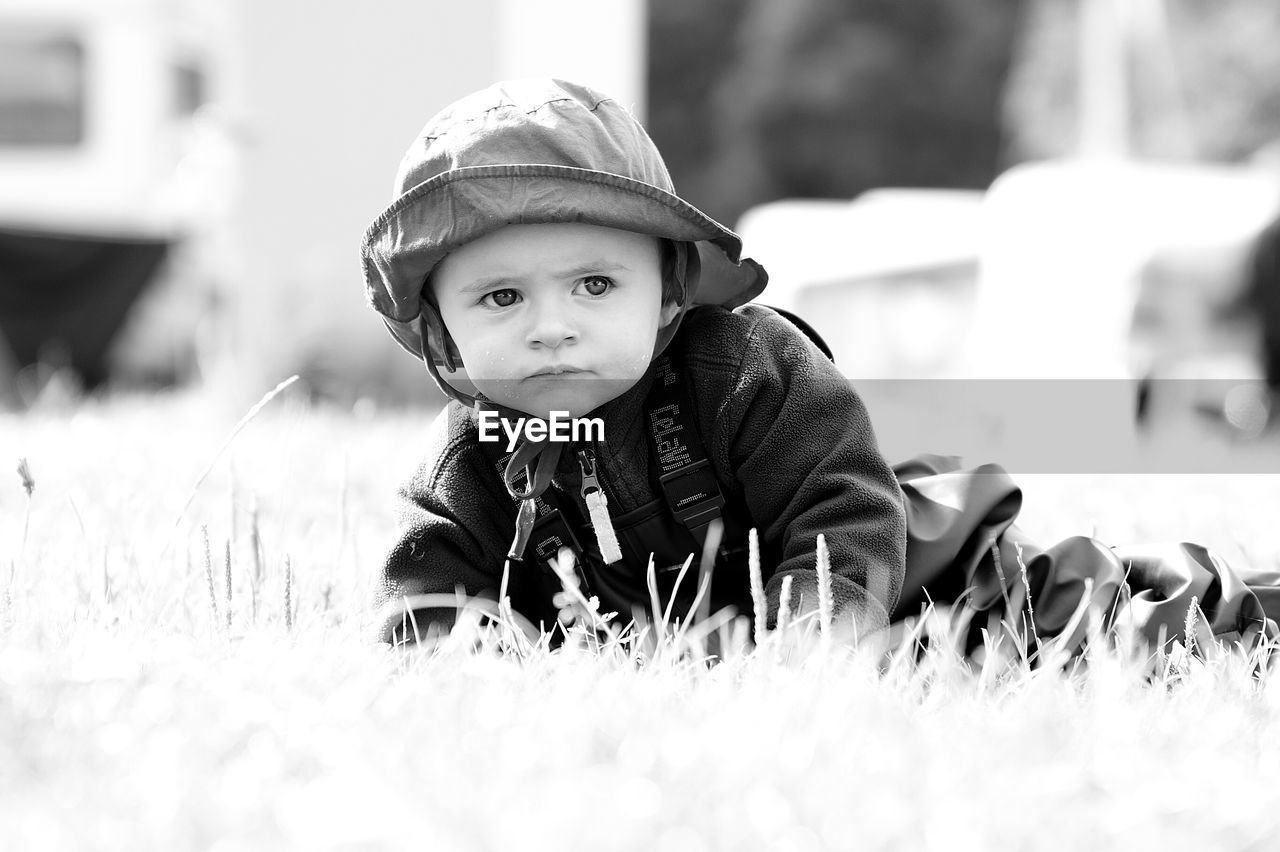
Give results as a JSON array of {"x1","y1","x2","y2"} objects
[
  {"x1": 579, "y1": 449, "x2": 622, "y2": 565},
  {"x1": 578, "y1": 448, "x2": 601, "y2": 500},
  {"x1": 507, "y1": 497, "x2": 538, "y2": 561}
]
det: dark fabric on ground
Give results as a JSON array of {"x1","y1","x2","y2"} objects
[
  {"x1": 0, "y1": 227, "x2": 169, "y2": 387},
  {"x1": 891, "y1": 454, "x2": 1280, "y2": 653}
]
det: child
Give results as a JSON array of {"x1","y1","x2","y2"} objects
[
  {"x1": 362, "y1": 78, "x2": 1279, "y2": 653},
  {"x1": 361, "y1": 78, "x2": 906, "y2": 644}
]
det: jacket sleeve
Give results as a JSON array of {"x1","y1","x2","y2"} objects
[
  {"x1": 697, "y1": 307, "x2": 907, "y2": 637},
  {"x1": 374, "y1": 405, "x2": 517, "y2": 644}
]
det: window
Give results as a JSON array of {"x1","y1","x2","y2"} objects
[
  {"x1": 173, "y1": 60, "x2": 205, "y2": 117},
  {"x1": 0, "y1": 30, "x2": 86, "y2": 146}
]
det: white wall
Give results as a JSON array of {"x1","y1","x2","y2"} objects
[
  {"x1": 219, "y1": 0, "x2": 505, "y2": 401},
  {"x1": 497, "y1": 0, "x2": 645, "y2": 118}
]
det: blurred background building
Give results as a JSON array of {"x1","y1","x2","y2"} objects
[
  {"x1": 0, "y1": 0, "x2": 643, "y2": 405},
  {"x1": 3, "y1": 0, "x2": 1280, "y2": 448}
]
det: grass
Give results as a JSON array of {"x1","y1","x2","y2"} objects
[{"x1": 5, "y1": 382, "x2": 1280, "y2": 850}]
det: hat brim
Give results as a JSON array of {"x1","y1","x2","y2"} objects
[{"x1": 363, "y1": 164, "x2": 766, "y2": 358}]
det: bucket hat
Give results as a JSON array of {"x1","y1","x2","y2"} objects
[{"x1": 359, "y1": 78, "x2": 767, "y2": 382}]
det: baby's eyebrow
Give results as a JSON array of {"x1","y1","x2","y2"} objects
[
  {"x1": 555, "y1": 260, "x2": 632, "y2": 278},
  {"x1": 455, "y1": 275, "x2": 519, "y2": 295},
  {"x1": 455, "y1": 261, "x2": 632, "y2": 294}
]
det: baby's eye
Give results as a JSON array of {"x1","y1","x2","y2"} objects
[
  {"x1": 578, "y1": 276, "x2": 614, "y2": 297},
  {"x1": 481, "y1": 289, "x2": 521, "y2": 308}
]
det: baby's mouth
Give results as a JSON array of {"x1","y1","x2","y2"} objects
[{"x1": 525, "y1": 366, "x2": 589, "y2": 379}]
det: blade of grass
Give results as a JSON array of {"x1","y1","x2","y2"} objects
[
  {"x1": 284, "y1": 554, "x2": 294, "y2": 632},
  {"x1": 777, "y1": 573, "x2": 794, "y2": 635},
  {"x1": 224, "y1": 539, "x2": 233, "y2": 632},
  {"x1": 202, "y1": 525, "x2": 218, "y2": 631},
  {"x1": 749, "y1": 528, "x2": 766, "y2": 645},
  {"x1": 691, "y1": 519, "x2": 724, "y2": 627},
  {"x1": 161, "y1": 375, "x2": 299, "y2": 559},
  {"x1": 250, "y1": 497, "x2": 264, "y2": 622},
  {"x1": 1014, "y1": 541, "x2": 1042, "y2": 658},
  {"x1": 646, "y1": 553, "x2": 663, "y2": 632},
  {"x1": 661, "y1": 554, "x2": 696, "y2": 628},
  {"x1": 816, "y1": 533, "x2": 833, "y2": 644},
  {"x1": 674, "y1": 527, "x2": 721, "y2": 657}
]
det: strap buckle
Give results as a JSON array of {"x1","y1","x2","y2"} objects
[
  {"x1": 659, "y1": 459, "x2": 725, "y2": 530},
  {"x1": 530, "y1": 509, "x2": 583, "y2": 565}
]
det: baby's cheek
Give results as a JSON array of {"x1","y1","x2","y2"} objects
[
  {"x1": 466, "y1": 348, "x2": 514, "y2": 381},
  {"x1": 608, "y1": 323, "x2": 649, "y2": 357},
  {"x1": 602, "y1": 349, "x2": 642, "y2": 380}
]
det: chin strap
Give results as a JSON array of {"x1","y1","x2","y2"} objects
[
  {"x1": 502, "y1": 435, "x2": 564, "y2": 561},
  {"x1": 418, "y1": 313, "x2": 483, "y2": 410}
]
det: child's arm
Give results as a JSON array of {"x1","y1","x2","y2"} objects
[
  {"x1": 692, "y1": 306, "x2": 908, "y2": 637},
  {"x1": 374, "y1": 407, "x2": 516, "y2": 644}
]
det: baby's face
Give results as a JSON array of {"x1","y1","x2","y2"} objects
[{"x1": 431, "y1": 223, "x2": 679, "y2": 419}]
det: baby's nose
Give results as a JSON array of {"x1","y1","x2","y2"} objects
[{"x1": 525, "y1": 302, "x2": 579, "y2": 349}]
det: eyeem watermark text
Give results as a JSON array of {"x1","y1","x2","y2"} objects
[{"x1": 477, "y1": 410, "x2": 605, "y2": 451}]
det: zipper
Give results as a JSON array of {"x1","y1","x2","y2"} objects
[
  {"x1": 578, "y1": 447, "x2": 603, "y2": 503},
  {"x1": 577, "y1": 446, "x2": 623, "y2": 564}
]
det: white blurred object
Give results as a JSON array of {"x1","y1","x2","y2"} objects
[
  {"x1": 737, "y1": 189, "x2": 983, "y2": 379},
  {"x1": 739, "y1": 190, "x2": 982, "y2": 313},
  {"x1": 0, "y1": 0, "x2": 221, "y2": 238},
  {"x1": 1076, "y1": 0, "x2": 1192, "y2": 160},
  {"x1": 965, "y1": 159, "x2": 1280, "y2": 379}
]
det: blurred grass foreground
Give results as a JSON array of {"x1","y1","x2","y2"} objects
[{"x1": 5, "y1": 385, "x2": 1280, "y2": 849}]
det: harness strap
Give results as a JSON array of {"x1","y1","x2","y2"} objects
[{"x1": 645, "y1": 355, "x2": 726, "y2": 548}]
